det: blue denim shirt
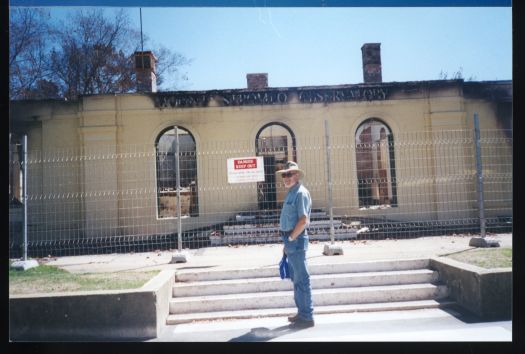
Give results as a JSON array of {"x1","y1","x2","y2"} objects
[{"x1": 279, "y1": 183, "x2": 312, "y2": 233}]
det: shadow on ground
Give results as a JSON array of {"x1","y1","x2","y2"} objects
[
  {"x1": 228, "y1": 324, "x2": 303, "y2": 342},
  {"x1": 441, "y1": 304, "x2": 511, "y2": 324}
]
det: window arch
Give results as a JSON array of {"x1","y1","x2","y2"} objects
[
  {"x1": 355, "y1": 118, "x2": 397, "y2": 208},
  {"x1": 255, "y1": 122, "x2": 296, "y2": 210},
  {"x1": 255, "y1": 122, "x2": 297, "y2": 163},
  {"x1": 155, "y1": 126, "x2": 198, "y2": 218}
]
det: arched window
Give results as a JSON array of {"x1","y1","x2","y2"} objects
[
  {"x1": 155, "y1": 126, "x2": 198, "y2": 218},
  {"x1": 255, "y1": 123, "x2": 296, "y2": 210},
  {"x1": 355, "y1": 119, "x2": 397, "y2": 208}
]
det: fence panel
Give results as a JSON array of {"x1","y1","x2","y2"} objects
[{"x1": 9, "y1": 128, "x2": 512, "y2": 258}]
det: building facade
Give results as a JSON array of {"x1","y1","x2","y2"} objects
[{"x1": 9, "y1": 44, "x2": 512, "y2": 254}]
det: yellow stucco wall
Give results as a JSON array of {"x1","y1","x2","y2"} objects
[{"x1": 11, "y1": 82, "x2": 512, "y2": 239}]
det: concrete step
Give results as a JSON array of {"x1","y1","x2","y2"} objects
[
  {"x1": 232, "y1": 210, "x2": 333, "y2": 223},
  {"x1": 169, "y1": 283, "x2": 449, "y2": 314},
  {"x1": 210, "y1": 231, "x2": 357, "y2": 246},
  {"x1": 173, "y1": 269, "x2": 439, "y2": 297},
  {"x1": 224, "y1": 219, "x2": 344, "y2": 232},
  {"x1": 166, "y1": 299, "x2": 456, "y2": 324},
  {"x1": 175, "y1": 258, "x2": 431, "y2": 282}
]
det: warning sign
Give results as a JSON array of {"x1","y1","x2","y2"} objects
[{"x1": 227, "y1": 157, "x2": 265, "y2": 183}]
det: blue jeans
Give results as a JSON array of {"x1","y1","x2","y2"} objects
[{"x1": 282, "y1": 232, "x2": 314, "y2": 321}]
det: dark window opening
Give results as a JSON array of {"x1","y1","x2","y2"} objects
[
  {"x1": 255, "y1": 123, "x2": 296, "y2": 211},
  {"x1": 355, "y1": 119, "x2": 397, "y2": 208},
  {"x1": 155, "y1": 127, "x2": 198, "y2": 218}
]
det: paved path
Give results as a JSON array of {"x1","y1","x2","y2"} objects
[
  {"x1": 44, "y1": 233, "x2": 512, "y2": 273},
  {"x1": 151, "y1": 306, "x2": 511, "y2": 342}
]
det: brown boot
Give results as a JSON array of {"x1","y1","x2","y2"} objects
[
  {"x1": 288, "y1": 314, "x2": 300, "y2": 323},
  {"x1": 290, "y1": 318, "x2": 315, "y2": 328}
]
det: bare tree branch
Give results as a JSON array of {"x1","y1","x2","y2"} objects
[{"x1": 10, "y1": 8, "x2": 191, "y2": 100}]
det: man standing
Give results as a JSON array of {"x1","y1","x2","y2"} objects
[{"x1": 277, "y1": 161, "x2": 314, "y2": 328}]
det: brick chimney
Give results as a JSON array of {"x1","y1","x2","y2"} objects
[
  {"x1": 361, "y1": 43, "x2": 382, "y2": 83},
  {"x1": 134, "y1": 51, "x2": 157, "y2": 93},
  {"x1": 246, "y1": 73, "x2": 268, "y2": 90}
]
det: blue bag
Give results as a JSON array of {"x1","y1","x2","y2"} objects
[{"x1": 279, "y1": 254, "x2": 290, "y2": 279}]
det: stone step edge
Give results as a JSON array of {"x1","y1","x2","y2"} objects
[
  {"x1": 173, "y1": 269, "x2": 437, "y2": 288},
  {"x1": 170, "y1": 283, "x2": 445, "y2": 303},
  {"x1": 175, "y1": 258, "x2": 431, "y2": 282},
  {"x1": 166, "y1": 299, "x2": 456, "y2": 325}
]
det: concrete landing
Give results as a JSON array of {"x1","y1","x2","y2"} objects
[
  {"x1": 166, "y1": 299, "x2": 456, "y2": 324},
  {"x1": 154, "y1": 307, "x2": 512, "y2": 342}
]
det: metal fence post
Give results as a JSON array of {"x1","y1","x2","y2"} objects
[
  {"x1": 323, "y1": 120, "x2": 343, "y2": 255},
  {"x1": 469, "y1": 113, "x2": 499, "y2": 247},
  {"x1": 176, "y1": 126, "x2": 182, "y2": 250},
  {"x1": 474, "y1": 113, "x2": 486, "y2": 238},
  {"x1": 325, "y1": 120, "x2": 335, "y2": 244},
  {"x1": 11, "y1": 135, "x2": 39, "y2": 270},
  {"x1": 171, "y1": 125, "x2": 188, "y2": 262},
  {"x1": 23, "y1": 135, "x2": 28, "y2": 261}
]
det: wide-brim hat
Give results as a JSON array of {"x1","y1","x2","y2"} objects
[{"x1": 276, "y1": 161, "x2": 305, "y2": 179}]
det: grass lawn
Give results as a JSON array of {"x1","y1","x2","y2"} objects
[
  {"x1": 10, "y1": 246, "x2": 511, "y2": 295},
  {"x1": 9, "y1": 264, "x2": 160, "y2": 295},
  {"x1": 445, "y1": 247, "x2": 512, "y2": 269}
]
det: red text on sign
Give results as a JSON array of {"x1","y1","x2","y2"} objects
[{"x1": 234, "y1": 159, "x2": 257, "y2": 170}]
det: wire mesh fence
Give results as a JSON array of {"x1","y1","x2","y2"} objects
[{"x1": 9, "y1": 127, "x2": 512, "y2": 258}]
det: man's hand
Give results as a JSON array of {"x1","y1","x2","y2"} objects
[{"x1": 288, "y1": 215, "x2": 308, "y2": 240}]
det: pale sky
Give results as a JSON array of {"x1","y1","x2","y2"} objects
[{"x1": 16, "y1": 5, "x2": 513, "y2": 91}]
